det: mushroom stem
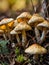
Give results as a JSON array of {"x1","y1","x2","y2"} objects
[
  {"x1": 35, "y1": 27, "x2": 46, "y2": 43},
  {"x1": 40, "y1": 29, "x2": 46, "y2": 43},
  {"x1": 22, "y1": 30, "x2": 26, "y2": 46},
  {"x1": 6, "y1": 24, "x2": 11, "y2": 40},
  {"x1": 35, "y1": 27, "x2": 40, "y2": 43},
  {"x1": 33, "y1": 54, "x2": 39, "y2": 61},
  {"x1": 3, "y1": 33, "x2": 7, "y2": 40},
  {"x1": 16, "y1": 34, "x2": 20, "y2": 44}
]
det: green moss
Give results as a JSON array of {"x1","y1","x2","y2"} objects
[
  {"x1": 16, "y1": 54, "x2": 24, "y2": 63},
  {"x1": 15, "y1": 47, "x2": 20, "y2": 56}
]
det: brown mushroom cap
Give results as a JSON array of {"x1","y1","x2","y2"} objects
[
  {"x1": 28, "y1": 14, "x2": 44, "y2": 26},
  {"x1": 37, "y1": 20, "x2": 49, "y2": 30},
  {"x1": 14, "y1": 22, "x2": 32, "y2": 31},
  {"x1": 0, "y1": 18, "x2": 14, "y2": 25},
  {"x1": 25, "y1": 44, "x2": 47, "y2": 54},
  {"x1": 16, "y1": 12, "x2": 32, "y2": 23}
]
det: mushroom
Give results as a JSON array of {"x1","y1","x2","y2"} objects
[
  {"x1": 25, "y1": 43, "x2": 47, "y2": 61},
  {"x1": 36, "y1": 20, "x2": 49, "y2": 43},
  {"x1": 10, "y1": 30, "x2": 21, "y2": 44},
  {"x1": 0, "y1": 18, "x2": 14, "y2": 40},
  {"x1": 0, "y1": 30, "x2": 7, "y2": 40},
  {"x1": 14, "y1": 22, "x2": 32, "y2": 46},
  {"x1": 16, "y1": 12, "x2": 32, "y2": 23},
  {"x1": 28, "y1": 14, "x2": 44, "y2": 43},
  {"x1": 28, "y1": 14, "x2": 44, "y2": 26}
]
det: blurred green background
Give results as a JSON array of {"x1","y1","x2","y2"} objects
[
  {"x1": 0, "y1": 0, "x2": 33, "y2": 12},
  {"x1": 0, "y1": 0, "x2": 48, "y2": 18}
]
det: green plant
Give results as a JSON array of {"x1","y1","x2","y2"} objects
[
  {"x1": 16, "y1": 54, "x2": 25, "y2": 63},
  {"x1": 0, "y1": 40, "x2": 9, "y2": 55},
  {"x1": 15, "y1": 47, "x2": 20, "y2": 56}
]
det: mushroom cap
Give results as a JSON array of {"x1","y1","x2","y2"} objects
[
  {"x1": 17, "y1": 12, "x2": 32, "y2": 19},
  {"x1": 0, "y1": 18, "x2": 14, "y2": 25},
  {"x1": 8, "y1": 21, "x2": 14, "y2": 28},
  {"x1": 37, "y1": 20, "x2": 49, "y2": 30},
  {"x1": 28, "y1": 14, "x2": 44, "y2": 26},
  {"x1": 14, "y1": 19, "x2": 19, "y2": 27},
  {"x1": 14, "y1": 22, "x2": 32, "y2": 31},
  {"x1": 16, "y1": 12, "x2": 32, "y2": 23},
  {"x1": 10, "y1": 30, "x2": 21, "y2": 35},
  {"x1": 25, "y1": 44, "x2": 47, "y2": 54}
]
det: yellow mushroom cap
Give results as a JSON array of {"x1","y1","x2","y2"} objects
[
  {"x1": 0, "y1": 25, "x2": 6, "y2": 30},
  {"x1": 14, "y1": 22, "x2": 32, "y2": 31},
  {"x1": 16, "y1": 12, "x2": 32, "y2": 23},
  {"x1": 25, "y1": 44, "x2": 47, "y2": 54},
  {"x1": 0, "y1": 18, "x2": 14, "y2": 25},
  {"x1": 37, "y1": 20, "x2": 49, "y2": 30},
  {"x1": 8, "y1": 21, "x2": 14, "y2": 28},
  {"x1": 28, "y1": 14, "x2": 44, "y2": 26}
]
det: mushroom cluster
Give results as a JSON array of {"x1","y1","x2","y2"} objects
[
  {"x1": 0, "y1": 12, "x2": 49, "y2": 46},
  {"x1": 0, "y1": 12, "x2": 48, "y2": 65}
]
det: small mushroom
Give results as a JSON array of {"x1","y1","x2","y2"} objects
[
  {"x1": 0, "y1": 18, "x2": 14, "y2": 40},
  {"x1": 28, "y1": 14, "x2": 44, "y2": 43},
  {"x1": 16, "y1": 12, "x2": 32, "y2": 23},
  {"x1": 14, "y1": 22, "x2": 32, "y2": 46},
  {"x1": 10, "y1": 30, "x2": 21, "y2": 44},
  {"x1": 25, "y1": 43, "x2": 47, "y2": 60},
  {"x1": 28, "y1": 14, "x2": 44, "y2": 26},
  {"x1": 36, "y1": 20, "x2": 49, "y2": 43}
]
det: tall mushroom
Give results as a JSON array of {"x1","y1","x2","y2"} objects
[
  {"x1": 37, "y1": 20, "x2": 49, "y2": 43},
  {"x1": 14, "y1": 22, "x2": 32, "y2": 46},
  {"x1": 28, "y1": 14, "x2": 44, "y2": 43},
  {"x1": 10, "y1": 29, "x2": 21, "y2": 44},
  {"x1": 0, "y1": 18, "x2": 14, "y2": 40},
  {"x1": 25, "y1": 43, "x2": 47, "y2": 61},
  {"x1": 16, "y1": 12, "x2": 32, "y2": 23}
]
